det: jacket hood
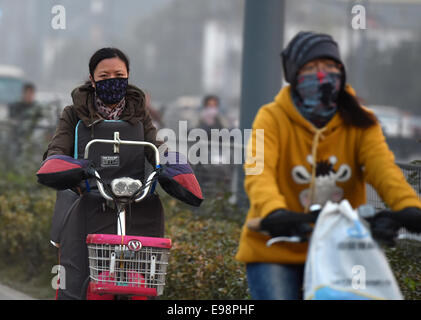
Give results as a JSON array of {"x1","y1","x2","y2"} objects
[
  {"x1": 70, "y1": 82, "x2": 146, "y2": 127},
  {"x1": 274, "y1": 84, "x2": 356, "y2": 136}
]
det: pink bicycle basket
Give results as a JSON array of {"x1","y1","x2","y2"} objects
[{"x1": 86, "y1": 234, "x2": 172, "y2": 297}]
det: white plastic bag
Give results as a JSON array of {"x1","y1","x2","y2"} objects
[{"x1": 304, "y1": 200, "x2": 403, "y2": 300}]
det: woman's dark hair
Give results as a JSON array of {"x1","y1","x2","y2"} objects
[
  {"x1": 89, "y1": 47, "x2": 130, "y2": 79},
  {"x1": 23, "y1": 82, "x2": 36, "y2": 92},
  {"x1": 337, "y1": 89, "x2": 378, "y2": 128},
  {"x1": 203, "y1": 94, "x2": 220, "y2": 107}
]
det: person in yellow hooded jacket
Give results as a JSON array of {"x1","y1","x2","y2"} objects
[{"x1": 235, "y1": 31, "x2": 421, "y2": 300}]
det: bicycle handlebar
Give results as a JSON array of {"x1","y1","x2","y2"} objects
[
  {"x1": 247, "y1": 204, "x2": 421, "y2": 246},
  {"x1": 84, "y1": 134, "x2": 160, "y2": 166},
  {"x1": 84, "y1": 134, "x2": 161, "y2": 203}
]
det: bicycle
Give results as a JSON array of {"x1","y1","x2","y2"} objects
[
  {"x1": 247, "y1": 201, "x2": 421, "y2": 300},
  {"x1": 79, "y1": 132, "x2": 172, "y2": 300}
]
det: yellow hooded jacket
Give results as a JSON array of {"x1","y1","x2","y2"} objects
[{"x1": 235, "y1": 85, "x2": 421, "y2": 264}]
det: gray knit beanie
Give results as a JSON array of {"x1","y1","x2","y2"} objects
[{"x1": 281, "y1": 31, "x2": 346, "y2": 89}]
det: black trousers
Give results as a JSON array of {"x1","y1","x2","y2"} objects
[{"x1": 56, "y1": 191, "x2": 165, "y2": 300}]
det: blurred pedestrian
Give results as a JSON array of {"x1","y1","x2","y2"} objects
[
  {"x1": 198, "y1": 95, "x2": 228, "y2": 135},
  {"x1": 194, "y1": 95, "x2": 232, "y2": 192},
  {"x1": 8, "y1": 82, "x2": 41, "y2": 120},
  {"x1": 8, "y1": 82, "x2": 43, "y2": 159}
]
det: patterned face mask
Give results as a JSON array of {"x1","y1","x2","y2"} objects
[
  {"x1": 293, "y1": 72, "x2": 342, "y2": 128},
  {"x1": 94, "y1": 77, "x2": 128, "y2": 105}
]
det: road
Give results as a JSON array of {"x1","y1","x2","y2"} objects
[{"x1": 0, "y1": 283, "x2": 35, "y2": 300}]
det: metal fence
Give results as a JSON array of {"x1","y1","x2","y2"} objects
[
  {"x1": 186, "y1": 139, "x2": 243, "y2": 202},
  {"x1": 1, "y1": 119, "x2": 420, "y2": 214}
]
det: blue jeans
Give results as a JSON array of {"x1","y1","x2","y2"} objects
[{"x1": 246, "y1": 263, "x2": 305, "y2": 300}]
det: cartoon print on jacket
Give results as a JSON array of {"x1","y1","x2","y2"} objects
[{"x1": 292, "y1": 155, "x2": 352, "y2": 208}]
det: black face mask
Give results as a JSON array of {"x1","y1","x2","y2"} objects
[{"x1": 94, "y1": 77, "x2": 128, "y2": 104}]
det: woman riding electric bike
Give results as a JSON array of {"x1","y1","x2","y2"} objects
[
  {"x1": 235, "y1": 31, "x2": 421, "y2": 300},
  {"x1": 38, "y1": 48, "x2": 203, "y2": 300}
]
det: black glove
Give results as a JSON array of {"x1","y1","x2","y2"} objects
[
  {"x1": 83, "y1": 163, "x2": 97, "y2": 179},
  {"x1": 260, "y1": 209, "x2": 317, "y2": 239},
  {"x1": 366, "y1": 207, "x2": 421, "y2": 246},
  {"x1": 366, "y1": 216, "x2": 401, "y2": 247},
  {"x1": 387, "y1": 207, "x2": 421, "y2": 233}
]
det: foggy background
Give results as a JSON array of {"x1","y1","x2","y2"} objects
[
  {"x1": 0, "y1": 0, "x2": 420, "y2": 161},
  {"x1": 0, "y1": 0, "x2": 420, "y2": 301}
]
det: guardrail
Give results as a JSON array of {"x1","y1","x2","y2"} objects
[{"x1": 1, "y1": 121, "x2": 420, "y2": 213}]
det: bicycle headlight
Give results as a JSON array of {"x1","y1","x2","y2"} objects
[{"x1": 111, "y1": 177, "x2": 142, "y2": 197}]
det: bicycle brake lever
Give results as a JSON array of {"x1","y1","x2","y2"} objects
[{"x1": 266, "y1": 236, "x2": 303, "y2": 247}]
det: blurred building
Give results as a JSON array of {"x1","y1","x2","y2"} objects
[
  {"x1": 0, "y1": 0, "x2": 173, "y2": 94},
  {"x1": 0, "y1": 0, "x2": 420, "y2": 119},
  {"x1": 132, "y1": 0, "x2": 244, "y2": 110},
  {"x1": 368, "y1": 105, "x2": 413, "y2": 138}
]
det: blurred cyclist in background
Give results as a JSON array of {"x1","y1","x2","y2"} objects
[
  {"x1": 8, "y1": 82, "x2": 43, "y2": 161},
  {"x1": 235, "y1": 31, "x2": 421, "y2": 300}
]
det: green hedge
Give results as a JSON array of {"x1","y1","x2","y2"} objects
[
  {"x1": 0, "y1": 190, "x2": 56, "y2": 268},
  {"x1": 160, "y1": 195, "x2": 249, "y2": 299},
  {"x1": 0, "y1": 173, "x2": 58, "y2": 299}
]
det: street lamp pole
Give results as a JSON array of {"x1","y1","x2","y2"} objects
[{"x1": 235, "y1": 0, "x2": 285, "y2": 207}]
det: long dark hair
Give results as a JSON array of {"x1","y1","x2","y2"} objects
[
  {"x1": 89, "y1": 47, "x2": 130, "y2": 79},
  {"x1": 337, "y1": 89, "x2": 378, "y2": 128}
]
